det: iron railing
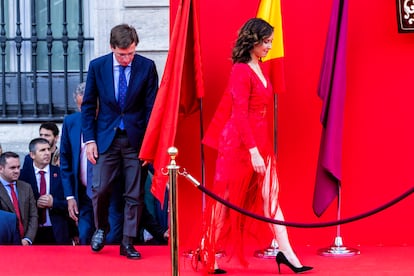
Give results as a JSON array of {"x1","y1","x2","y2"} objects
[{"x1": 0, "y1": 0, "x2": 93, "y2": 123}]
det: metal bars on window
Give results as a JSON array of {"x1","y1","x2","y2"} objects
[{"x1": 0, "y1": 0, "x2": 93, "y2": 123}]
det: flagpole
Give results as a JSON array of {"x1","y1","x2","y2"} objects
[
  {"x1": 255, "y1": 0, "x2": 285, "y2": 258},
  {"x1": 183, "y1": 100, "x2": 206, "y2": 260},
  {"x1": 199, "y1": 99, "x2": 206, "y2": 214},
  {"x1": 183, "y1": 97, "x2": 226, "y2": 261},
  {"x1": 254, "y1": 93, "x2": 280, "y2": 259},
  {"x1": 317, "y1": 183, "x2": 360, "y2": 256}
]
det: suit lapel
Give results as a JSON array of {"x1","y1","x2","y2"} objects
[
  {"x1": 125, "y1": 55, "x2": 143, "y2": 109},
  {"x1": 129, "y1": 55, "x2": 139, "y2": 90},
  {"x1": 104, "y1": 54, "x2": 117, "y2": 104},
  {"x1": 26, "y1": 166, "x2": 40, "y2": 199},
  {"x1": 0, "y1": 184, "x2": 14, "y2": 212},
  {"x1": 72, "y1": 113, "x2": 82, "y2": 154},
  {"x1": 16, "y1": 181, "x2": 28, "y2": 222},
  {"x1": 49, "y1": 166, "x2": 58, "y2": 195}
]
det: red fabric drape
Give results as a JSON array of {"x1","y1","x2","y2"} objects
[
  {"x1": 139, "y1": 0, "x2": 204, "y2": 205},
  {"x1": 313, "y1": 0, "x2": 348, "y2": 216}
]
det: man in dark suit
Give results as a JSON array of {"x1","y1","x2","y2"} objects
[
  {"x1": 61, "y1": 82, "x2": 123, "y2": 245},
  {"x1": 22, "y1": 122, "x2": 60, "y2": 169},
  {"x1": 81, "y1": 24, "x2": 158, "y2": 259},
  {"x1": 0, "y1": 152, "x2": 38, "y2": 245},
  {"x1": 19, "y1": 138, "x2": 71, "y2": 244}
]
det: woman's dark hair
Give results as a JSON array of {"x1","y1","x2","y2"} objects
[
  {"x1": 110, "y1": 24, "x2": 139, "y2": 49},
  {"x1": 232, "y1": 18, "x2": 274, "y2": 64}
]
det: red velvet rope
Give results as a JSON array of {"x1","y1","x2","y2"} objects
[{"x1": 188, "y1": 179, "x2": 414, "y2": 228}]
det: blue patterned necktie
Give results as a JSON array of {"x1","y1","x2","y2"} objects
[{"x1": 118, "y1": 65, "x2": 127, "y2": 129}]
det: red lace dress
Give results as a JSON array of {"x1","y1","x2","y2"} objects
[{"x1": 200, "y1": 62, "x2": 279, "y2": 271}]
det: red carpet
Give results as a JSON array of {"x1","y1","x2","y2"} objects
[{"x1": 1, "y1": 244, "x2": 413, "y2": 275}]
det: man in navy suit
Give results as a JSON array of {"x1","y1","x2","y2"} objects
[
  {"x1": 0, "y1": 209, "x2": 20, "y2": 244},
  {"x1": 81, "y1": 24, "x2": 158, "y2": 259},
  {"x1": 22, "y1": 122, "x2": 61, "y2": 169},
  {"x1": 61, "y1": 82, "x2": 123, "y2": 245},
  {"x1": 19, "y1": 138, "x2": 71, "y2": 244}
]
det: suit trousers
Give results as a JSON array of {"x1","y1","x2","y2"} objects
[
  {"x1": 78, "y1": 183, "x2": 124, "y2": 244},
  {"x1": 91, "y1": 131, "x2": 146, "y2": 238},
  {"x1": 78, "y1": 184, "x2": 95, "y2": 245},
  {"x1": 35, "y1": 226, "x2": 55, "y2": 245}
]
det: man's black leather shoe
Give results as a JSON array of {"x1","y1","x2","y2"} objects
[
  {"x1": 120, "y1": 243, "x2": 141, "y2": 259},
  {"x1": 91, "y1": 229, "x2": 106, "y2": 252}
]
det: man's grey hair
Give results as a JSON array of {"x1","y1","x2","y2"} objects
[{"x1": 73, "y1": 82, "x2": 86, "y2": 103}]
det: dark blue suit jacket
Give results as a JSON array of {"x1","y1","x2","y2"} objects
[
  {"x1": 60, "y1": 112, "x2": 93, "y2": 199},
  {"x1": 0, "y1": 210, "x2": 20, "y2": 245},
  {"x1": 19, "y1": 164, "x2": 70, "y2": 244},
  {"x1": 81, "y1": 53, "x2": 158, "y2": 153}
]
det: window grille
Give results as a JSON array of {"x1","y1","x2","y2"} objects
[{"x1": 0, "y1": 0, "x2": 93, "y2": 122}]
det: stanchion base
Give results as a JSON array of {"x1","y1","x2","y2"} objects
[
  {"x1": 318, "y1": 236, "x2": 360, "y2": 256},
  {"x1": 254, "y1": 247, "x2": 279, "y2": 259},
  {"x1": 254, "y1": 239, "x2": 279, "y2": 259},
  {"x1": 317, "y1": 245, "x2": 360, "y2": 257},
  {"x1": 182, "y1": 249, "x2": 226, "y2": 259}
]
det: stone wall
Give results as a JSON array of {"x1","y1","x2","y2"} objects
[
  {"x1": 92, "y1": 0, "x2": 169, "y2": 78},
  {"x1": 0, "y1": 124, "x2": 61, "y2": 166}
]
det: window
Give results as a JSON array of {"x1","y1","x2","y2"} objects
[
  {"x1": 2, "y1": 0, "x2": 93, "y2": 72},
  {"x1": 0, "y1": 0, "x2": 94, "y2": 121}
]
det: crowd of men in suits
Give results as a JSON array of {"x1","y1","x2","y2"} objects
[
  {"x1": 0, "y1": 107, "x2": 168, "y2": 246},
  {"x1": 0, "y1": 25, "x2": 168, "y2": 262}
]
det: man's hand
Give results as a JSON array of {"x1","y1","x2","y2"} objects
[
  {"x1": 86, "y1": 142, "x2": 98, "y2": 164},
  {"x1": 21, "y1": 239, "x2": 30, "y2": 246},
  {"x1": 72, "y1": 236, "x2": 80, "y2": 246},
  {"x1": 37, "y1": 194, "x2": 53, "y2": 208},
  {"x1": 67, "y1": 198, "x2": 79, "y2": 222}
]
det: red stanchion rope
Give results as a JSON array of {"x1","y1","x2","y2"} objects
[{"x1": 183, "y1": 173, "x2": 414, "y2": 228}]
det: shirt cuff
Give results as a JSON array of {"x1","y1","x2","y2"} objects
[
  {"x1": 23, "y1": 237, "x2": 32, "y2": 245},
  {"x1": 66, "y1": 196, "x2": 75, "y2": 200}
]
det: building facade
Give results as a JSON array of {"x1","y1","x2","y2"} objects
[{"x1": 0, "y1": 0, "x2": 169, "y2": 123}]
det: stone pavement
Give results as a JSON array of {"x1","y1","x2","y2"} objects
[{"x1": 0, "y1": 123, "x2": 62, "y2": 164}]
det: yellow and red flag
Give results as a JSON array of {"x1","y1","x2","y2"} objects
[{"x1": 256, "y1": 0, "x2": 286, "y2": 93}]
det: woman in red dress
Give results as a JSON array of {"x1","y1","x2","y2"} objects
[{"x1": 200, "y1": 18, "x2": 313, "y2": 274}]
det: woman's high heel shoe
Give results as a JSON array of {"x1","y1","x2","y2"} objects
[
  {"x1": 208, "y1": 268, "x2": 227, "y2": 274},
  {"x1": 275, "y1": 251, "x2": 313, "y2": 274}
]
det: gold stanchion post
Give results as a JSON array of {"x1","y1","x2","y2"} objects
[{"x1": 167, "y1": 147, "x2": 180, "y2": 276}]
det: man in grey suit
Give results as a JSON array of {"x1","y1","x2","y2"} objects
[{"x1": 0, "y1": 152, "x2": 38, "y2": 245}]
